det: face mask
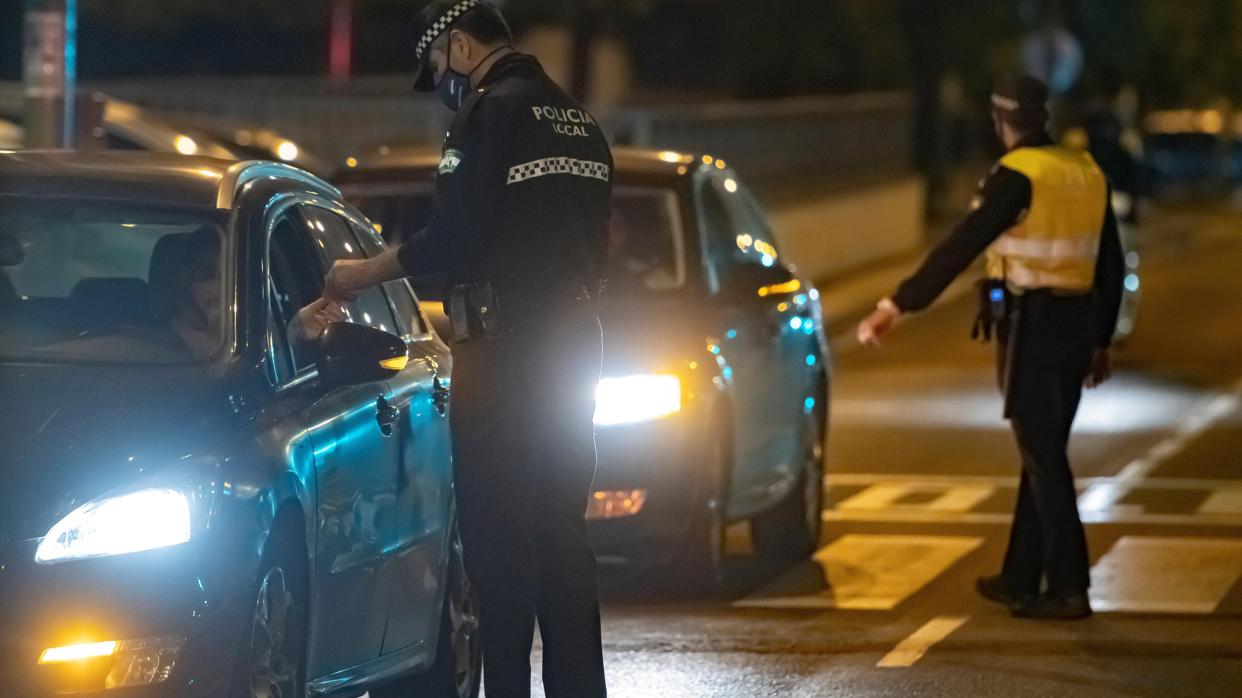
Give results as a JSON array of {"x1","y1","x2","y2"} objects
[
  {"x1": 436, "y1": 64, "x2": 469, "y2": 112},
  {"x1": 434, "y1": 43, "x2": 512, "y2": 112}
]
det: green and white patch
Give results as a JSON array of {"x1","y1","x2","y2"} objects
[{"x1": 439, "y1": 148, "x2": 463, "y2": 175}]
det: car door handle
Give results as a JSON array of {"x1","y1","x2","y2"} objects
[
  {"x1": 432, "y1": 376, "x2": 450, "y2": 418},
  {"x1": 376, "y1": 395, "x2": 399, "y2": 437}
]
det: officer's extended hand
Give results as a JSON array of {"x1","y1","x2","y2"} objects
[
  {"x1": 858, "y1": 299, "x2": 901, "y2": 347},
  {"x1": 1085, "y1": 348, "x2": 1112, "y2": 389},
  {"x1": 323, "y1": 259, "x2": 369, "y2": 303}
]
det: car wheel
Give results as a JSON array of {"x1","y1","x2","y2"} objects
[
  {"x1": 231, "y1": 530, "x2": 308, "y2": 698},
  {"x1": 372, "y1": 525, "x2": 481, "y2": 698},
  {"x1": 751, "y1": 404, "x2": 824, "y2": 560},
  {"x1": 676, "y1": 413, "x2": 732, "y2": 590}
]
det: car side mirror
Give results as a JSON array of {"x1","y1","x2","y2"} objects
[
  {"x1": 317, "y1": 322, "x2": 408, "y2": 390},
  {"x1": 720, "y1": 263, "x2": 796, "y2": 303}
]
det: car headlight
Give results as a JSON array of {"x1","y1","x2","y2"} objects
[
  {"x1": 35, "y1": 488, "x2": 192, "y2": 564},
  {"x1": 594, "y1": 374, "x2": 681, "y2": 426}
]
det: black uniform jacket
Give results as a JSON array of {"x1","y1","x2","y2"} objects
[
  {"x1": 892, "y1": 132, "x2": 1125, "y2": 347},
  {"x1": 398, "y1": 53, "x2": 614, "y2": 317}
]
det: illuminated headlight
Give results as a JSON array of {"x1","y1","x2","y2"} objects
[
  {"x1": 35, "y1": 489, "x2": 192, "y2": 563},
  {"x1": 594, "y1": 374, "x2": 681, "y2": 426}
]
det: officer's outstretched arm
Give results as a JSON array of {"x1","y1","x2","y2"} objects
[
  {"x1": 858, "y1": 167, "x2": 1030, "y2": 347},
  {"x1": 323, "y1": 247, "x2": 406, "y2": 302},
  {"x1": 891, "y1": 167, "x2": 1032, "y2": 314}
]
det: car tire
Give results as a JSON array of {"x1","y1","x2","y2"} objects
[
  {"x1": 371, "y1": 525, "x2": 481, "y2": 698},
  {"x1": 230, "y1": 520, "x2": 309, "y2": 698},
  {"x1": 676, "y1": 410, "x2": 732, "y2": 591},
  {"x1": 751, "y1": 402, "x2": 824, "y2": 561}
]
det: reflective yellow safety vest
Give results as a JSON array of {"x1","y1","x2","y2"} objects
[{"x1": 985, "y1": 146, "x2": 1108, "y2": 292}]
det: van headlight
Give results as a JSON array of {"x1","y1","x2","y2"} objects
[
  {"x1": 594, "y1": 374, "x2": 682, "y2": 426},
  {"x1": 35, "y1": 488, "x2": 193, "y2": 564}
]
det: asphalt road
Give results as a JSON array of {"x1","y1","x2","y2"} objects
[{"x1": 509, "y1": 204, "x2": 1242, "y2": 698}]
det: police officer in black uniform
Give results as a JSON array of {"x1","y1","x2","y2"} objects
[
  {"x1": 324, "y1": 1, "x2": 611, "y2": 694},
  {"x1": 858, "y1": 76, "x2": 1124, "y2": 620}
]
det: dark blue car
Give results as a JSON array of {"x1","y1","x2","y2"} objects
[{"x1": 0, "y1": 152, "x2": 480, "y2": 697}]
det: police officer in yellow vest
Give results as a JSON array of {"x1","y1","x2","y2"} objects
[{"x1": 858, "y1": 76, "x2": 1124, "y2": 619}]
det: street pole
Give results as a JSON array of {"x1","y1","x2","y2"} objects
[{"x1": 22, "y1": 0, "x2": 76, "y2": 148}]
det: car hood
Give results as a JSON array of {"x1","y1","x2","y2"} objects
[
  {"x1": 0, "y1": 361, "x2": 230, "y2": 541},
  {"x1": 597, "y1": 291, "x2": 712, "y2": 376}
]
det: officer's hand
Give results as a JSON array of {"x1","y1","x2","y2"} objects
[
  {"x1": 323, "y1": 259, "x2": 368, "y2": 303},
  {"x1": 290, "y1": 297, "x2": 346, "y2": 344},
  {"x1": 1085, "y1": 348, "x2": 1112, "y2": 389},
  {"x1": 858, "y1": 300, "x2": 901, "y2": 347}
]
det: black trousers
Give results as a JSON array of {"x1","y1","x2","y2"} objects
[
  {"x1": 448, "y1": 302, "x2": 607, "y2": 698},
  {"x1": 997, "y1": 291, "x2": 1095, "y2": 596}
]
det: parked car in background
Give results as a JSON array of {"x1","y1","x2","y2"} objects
[
  {"x1": 0, "y1": 89, "x2": 325, "y2": 174},
  {"x1": 0, "y1": 152, "x2": 479, "y2": 698},
  {"x1": 1142, "y1": 108, "x2": 1230, "y2": 195},
  {"x1": 335, "y1": 145, "x2": 831, "y2": 584}
]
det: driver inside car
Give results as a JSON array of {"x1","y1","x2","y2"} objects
[{"x1": 165, "y1": 227, "x2": 343, "y2": 360}]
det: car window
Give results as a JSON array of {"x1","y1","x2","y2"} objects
[
  {"x1": 348, "y1": 188, "x2": 435, "y2": 248},
  {"x1": 346, "y1": 188, "x2": 442, "y2": 300},
  {"x1": 697, "y1": 179, "x2": 737, "y2": 290},
  {"x1": 0, "y1": 200, "x2": 226, "y2": 365},
  {"x1": 609, "y1": 186, "x2": 685, "y2": 292},
  {"x1": 713, "y1": 175, "x2": 781, "y2": 268},
  {"x1": 346, "y1": 218, "x2": 427, "y2": 337},
  {"x1": 697, "y1": 174, "x2": 784, "y2": 292},
  {"x1": 268, "y1": 214, "x2": 322, "y2": 377},
  {"x1": 299, "y1": 205, "x2": 399, "y2": 336}
]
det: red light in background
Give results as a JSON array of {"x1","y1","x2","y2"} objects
[{"x1": 328, "y1": 0, "x2": 352, "y2": 83}]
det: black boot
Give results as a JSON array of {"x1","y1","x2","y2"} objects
[
  {"x1": 1012, "y1": 592, "x2": 1093, "y2": 620},
  {"x1": 975, "y1": 575, "x2": 1032, "y2": 608}
]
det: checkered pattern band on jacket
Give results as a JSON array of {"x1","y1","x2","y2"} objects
[
  {"x1": 416, "y1": 0, "x2": 481, "y2": 63},
  {"x1": 506, "y1": 157, "x2": 611, "y2": 185}
]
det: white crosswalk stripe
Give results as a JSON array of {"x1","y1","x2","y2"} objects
[
  {"x1": 736, "y1": 531, "x2": 1242, "y2": 615},
  {"x1": 1090, "y1": 536, "x2": 1242, "y2": 614},
  {"x1": 735, "y1": 534, "x2": 983, "y2": 610}
]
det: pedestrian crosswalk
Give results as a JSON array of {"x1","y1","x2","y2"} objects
[
  {"x1": 737, "y1": 531, "x2": 1242, "y2": 615},
  {"x1": 1090, "y1": 537, "x2": 1242, "y2": 614},
  {"x1": 823, "y1": 474, "x2": 1242, "y2": 525},
  {"x1": 735, "y1": 535, "x2": 984, "y2": 610}
]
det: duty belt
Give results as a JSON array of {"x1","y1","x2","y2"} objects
[{"x1": 446, "y1": 281, "x2": 594, "y2": 343}]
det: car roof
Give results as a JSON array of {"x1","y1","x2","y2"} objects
[
  {"x1": 336, "y1": 143, "x2": 718, "y2": 184},
  {"x1": 0, "y1": 150, "x2": 340, "y2": 210}
]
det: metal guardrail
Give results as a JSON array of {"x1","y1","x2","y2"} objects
[
  {"x1": 90, "y1": 77, "x2": 451, "y2": 164},
  {"x1": 611, "y1": 92, "x2": 914, "y2": 198},
  {"x1": 6, "y1": 77, "x2": 913, "y2": 195}
]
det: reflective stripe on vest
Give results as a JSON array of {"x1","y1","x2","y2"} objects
[
  {"x1": 1003, "y1": 266, "x2": 1095, "y2": 291},
  {"x1": 984, "y1": 146, "x2": 1108, "y2": 292},
  {"x1": 989, "y1": 234, "x2": 1100, "y2": 261}
]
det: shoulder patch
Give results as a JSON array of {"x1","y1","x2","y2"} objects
[{"x1": 439, "y1": 148, "x2": 463, "y2": 175}]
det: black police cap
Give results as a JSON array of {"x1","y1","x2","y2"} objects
[
  {"x1": 409, "y1": 0, "x2": 491, "y2": 92},
  {"x1": 991, "y1": 75, "x2": 1050, "y2": 117}
]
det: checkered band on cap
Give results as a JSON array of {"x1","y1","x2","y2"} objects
[
  {"x1": 991, "y1": 94, "x2": 1021, "y2": 112},
  {"x1": 416, "y1": 0, "x2": 482, "y2": 63}
]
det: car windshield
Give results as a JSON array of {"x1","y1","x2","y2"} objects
[
  {"x1": 348, "y1": 183, "x2": 686, "y2": 292},
  {"x1": 0, "y1": 202, "x2": 227, "y2": 365}
]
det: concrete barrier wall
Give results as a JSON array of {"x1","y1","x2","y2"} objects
[{"x1": 767, "y1": 176, "x2": 926, "y2": 282}]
